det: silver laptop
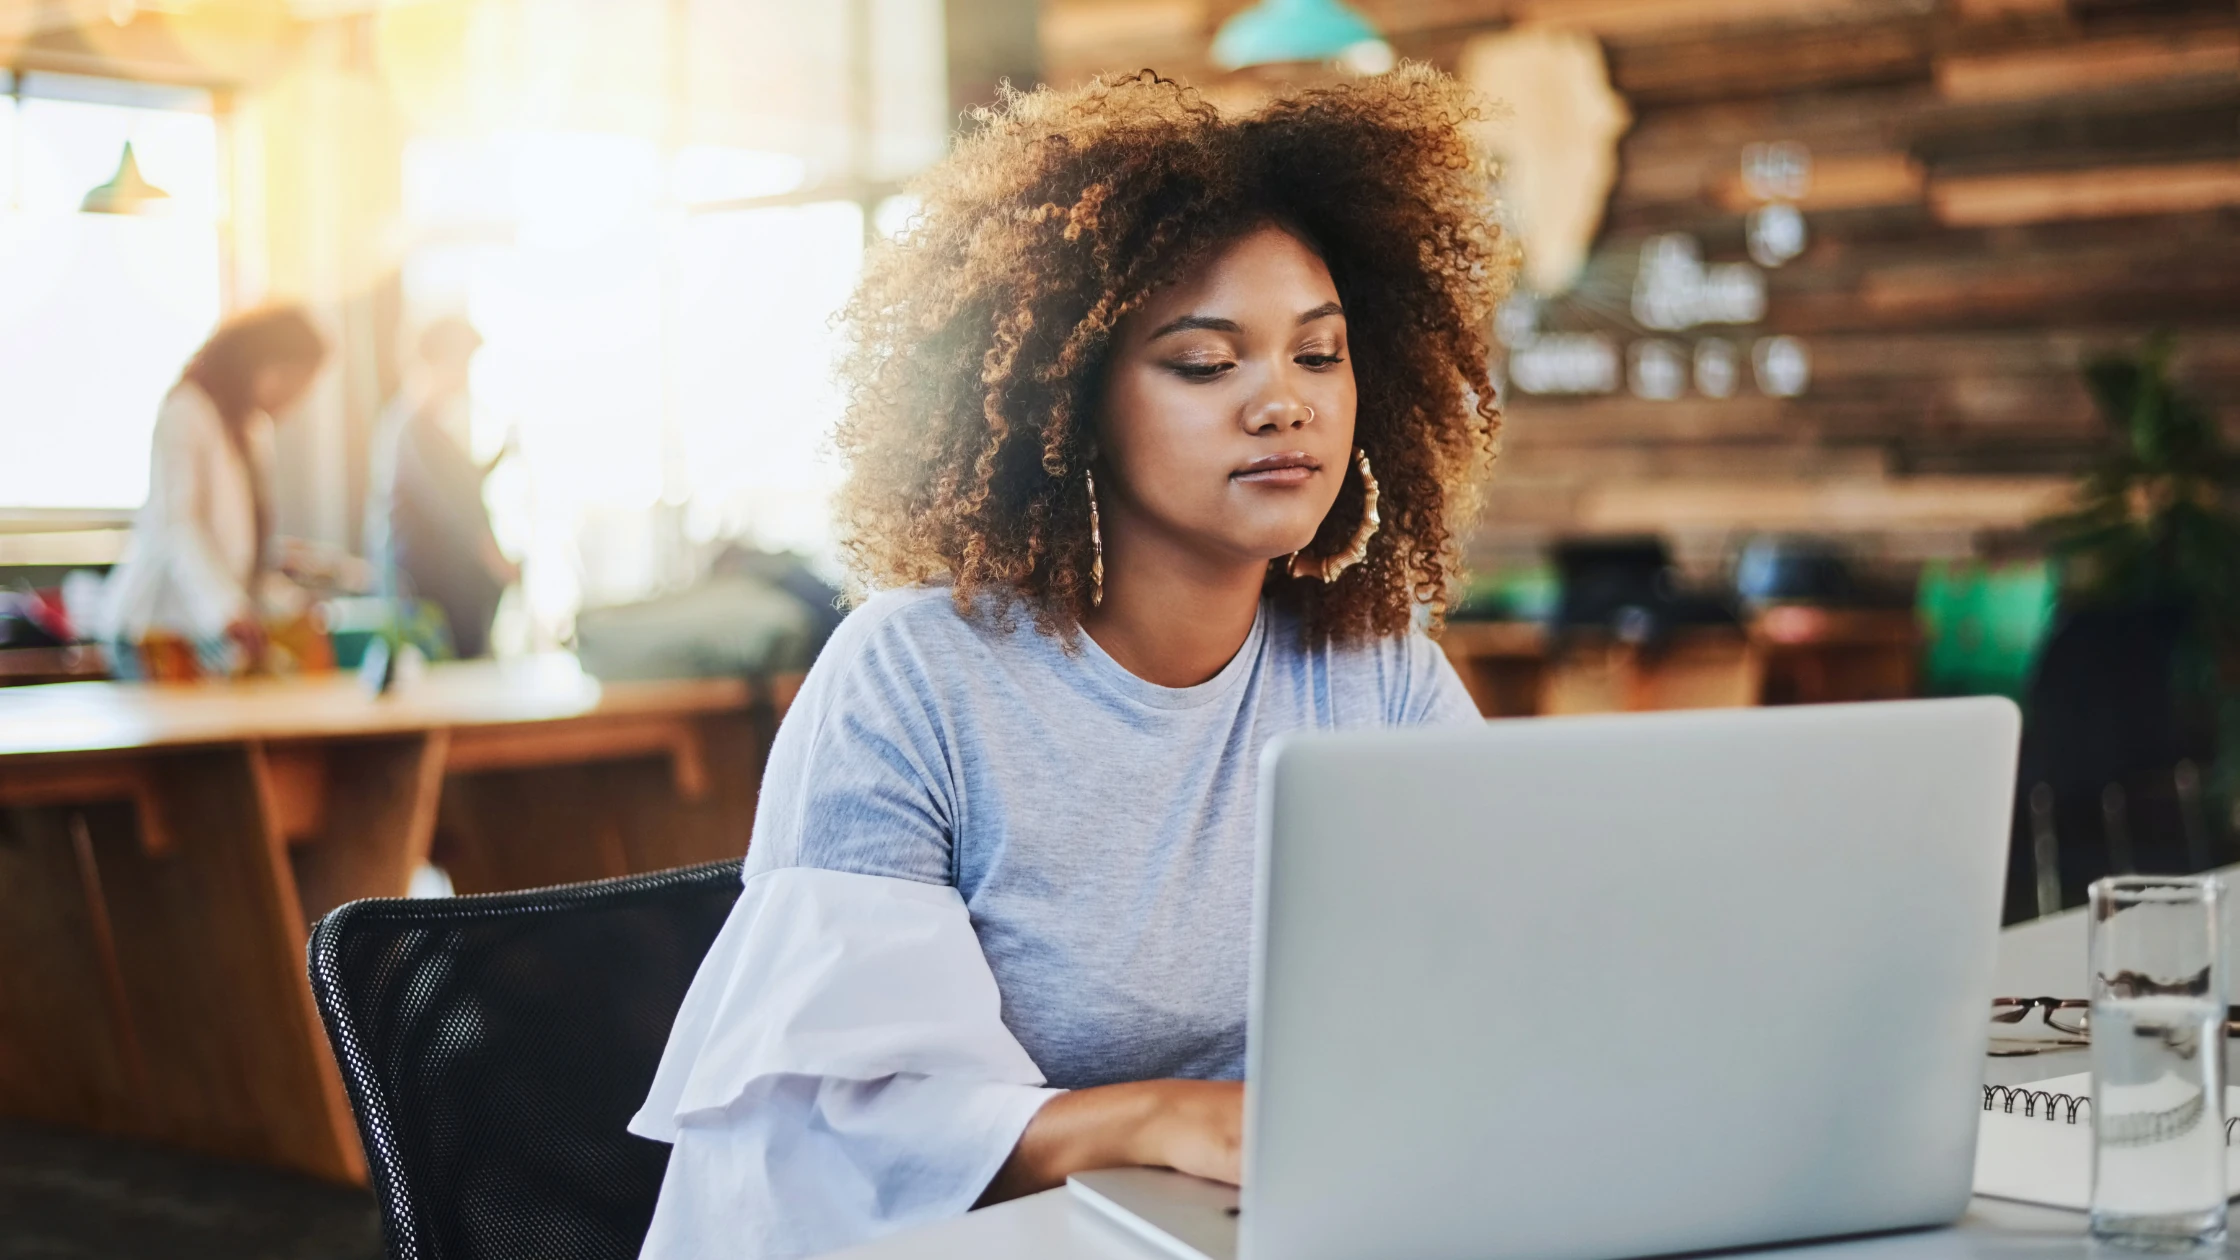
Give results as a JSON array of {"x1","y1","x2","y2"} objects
[{"x1": 1072, "y1": 698, "x2": 2020, "y2": 1260}]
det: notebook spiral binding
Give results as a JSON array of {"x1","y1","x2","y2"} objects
[
  {"x1": 1983, "y1": 1084, "x2": 2091, "y2": 1124},
  {"x1": 1982, "y1": 1085, "x2": 2240, "y2": 1144}
]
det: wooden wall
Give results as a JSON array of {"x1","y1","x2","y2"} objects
[{"x1": 1038, "y1": 0, "x2": 2240, "y2": 570}]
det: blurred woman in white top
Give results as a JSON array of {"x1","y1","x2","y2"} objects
[{"x1": 101, "y1": 305, "x2": 326, "y2": 678}]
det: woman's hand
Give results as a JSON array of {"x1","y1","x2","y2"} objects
[
  {"x1": 225, "y1": 615, "x2": 269, "y2": 671},
  {"x1": 1131, "y1": 1079, "x2": 1244, "y2": 1186},
  {"x1": 977, "y1": 1078, "x2": 1243, "y2": 1207}
]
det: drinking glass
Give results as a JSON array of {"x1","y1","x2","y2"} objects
[{"x1": 2089, "y1": 875, "x2": 2227, "y2": 1252}]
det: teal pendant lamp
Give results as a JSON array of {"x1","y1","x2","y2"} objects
[
  {"x1": 1211, "y1": 0, "x2": 1393, "y2": 72},
  {"x1": 81, "y1": 142, "x2": 170, "y2": 214}
]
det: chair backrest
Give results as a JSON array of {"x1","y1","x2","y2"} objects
[
  {"x1": 2003, "y1": 605, "x2": 2223, "y2": 920},
  {"x1": 2023, "y1": 604, "x2": 2201, "y2": 791},
  {"x1": 308, "y1": 859, "x2": 744, "y2": 1260}
]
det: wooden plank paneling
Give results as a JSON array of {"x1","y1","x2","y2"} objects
[
  {"x1": 1566, "y1": 477, "x2": 2073, "y2": 532},
  {"x1": 1506, "y1": 0, "x2": 1933, "y2": 38},
  {"x1": 1608, "y1": 16, "x2": 1934, "y2": 104},
  {"x1": 1851, "y1": 240, "x2": 2240, "y2": 330},
  {"x1": 1709, "y1": 152, "x2": 1925, "y2": 211},
  {"x1": 1042, "y1": 0, "x2": 1204, "y2": 52},
  {"x1": 1909, "y1": 83, "x2": 2240, "y2": 179},
  {"x1": 1041, "y1": 0, "x2": 2240, "y2": 548},
  {"x1": 1951, "y1": 0, "x2": 2065, "y2": 18},
  {"x1": 1937, "y1": 30, "x2": 2240, "y2": 103},
  {"x1": 1932, "y1": 159, "x2": 2240, "y2": 225}
]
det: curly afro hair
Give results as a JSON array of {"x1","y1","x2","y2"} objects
[{"x1": 834, "y1": 64, "x2": 1515, "y2": 642}]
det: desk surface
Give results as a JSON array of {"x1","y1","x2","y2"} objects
[
  {"x1": 830, "y1": 891, "x2": 2228, "y2": 1260},
  {"x1": 0, "y1": 654, "x2": 751, "y2": 756},
  {"x1": 828, "y1": 1183, "x2": 2110, "y2": 1260}
]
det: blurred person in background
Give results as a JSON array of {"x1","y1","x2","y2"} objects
[
  {"x1": 366, "y1": 316, "x2": 519, "y2": 660},
  {"x1": 100, "y1": 305, "x2": 327, "y2": 679}
]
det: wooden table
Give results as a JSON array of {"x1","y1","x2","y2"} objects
[
  {"x1": 0, "y1": 655, "x2": 793, "y2": 1183},
  {"x1": 1438, "y1": 610, "x2": 1922, "y2": 718}
]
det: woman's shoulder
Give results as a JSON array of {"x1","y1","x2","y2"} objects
[
  {"x1": 792, "y1": 587, "x2": 1018, "y2": 715},
  {"x1": 1265, "y1": 604, "x2": 1475, "y2": 727},
  {"x1": 750, "y1": 587, "x2": 1008, "y2": 882},
  {"x1": 823, "y1": 586, "x2": 998, "y2": 665},
  {"x1": 155, "y1": 383, "x2": 222, "y2": 435}
]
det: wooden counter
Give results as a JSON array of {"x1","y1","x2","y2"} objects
[
  {"x1": 1438, "y1": 609, "x2": 1922, "y2": 718},
  {"x1": 0, "y1": 656, "x2": 793, "y2": 1183}
]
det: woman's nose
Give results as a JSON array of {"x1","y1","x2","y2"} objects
[{"x1": 1242, "y1": 396, "x2": 1313, "y2": 434}]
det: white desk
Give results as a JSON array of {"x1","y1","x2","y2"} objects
[
  {"x1": 830, "y1": 882, "x2": 2240, "y2": 1260},
  {"x1": 827, "y1": 1182, "x2": 2114, "y2": 1260},
  {"x1": 1992, "y1": 861, "x2": 2240, "y2": 997}
]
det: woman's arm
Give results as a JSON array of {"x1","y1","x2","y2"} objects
[{"x1": 977, "y1": 1078, "x2": 1244, "y2": 1205}]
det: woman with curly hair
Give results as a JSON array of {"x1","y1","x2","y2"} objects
[{"x1": 631, "y1": 64, "x2": 1512, "y2": 1259}]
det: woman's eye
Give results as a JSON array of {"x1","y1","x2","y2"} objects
[
  {"x1": 1297, "y1": 353, "x2": 1345, "y2": 370},
  {"x1": 1167, "y1": 361, "x2": 1232, "y2": 380}
]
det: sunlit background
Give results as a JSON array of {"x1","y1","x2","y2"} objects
[
  {"x1": 0, "y1": 0, "x2": 960, "y2": 647},
  {"x1": 0, "y1": 73, "x2": 223, "y2": 510},
  {"x1": 3, "y1": 3, "x2": 2240, "y2": 1250}
]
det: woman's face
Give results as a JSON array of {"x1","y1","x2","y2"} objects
[
  {"x1": 252, "y1": 361, "x2": 320, "y2": 418},
  {"x1": 1097, "y1": 223, "x2": 1357, "y2": 570}
]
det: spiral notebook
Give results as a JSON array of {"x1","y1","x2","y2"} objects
[{"x1": 1974, "y1": 1073, "x2": 2240, "y2": 1209}]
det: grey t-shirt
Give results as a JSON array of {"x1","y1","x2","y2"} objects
[{"x1": 743, "y1": 586, "x2": 1481, "y2": 1089}]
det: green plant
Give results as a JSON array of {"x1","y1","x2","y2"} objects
[
  {"x1": 2038, "y1": 336, "x2": 2240, "y2": 811},
  {"x1": 2039, "y1": 336, "x2": 2240, "y2": 628}
]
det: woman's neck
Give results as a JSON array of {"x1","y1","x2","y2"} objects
[{"x1": 1079, "y1": 510, "x2": 1268, "y2": 689}]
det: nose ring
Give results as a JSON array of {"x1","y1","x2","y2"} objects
[{"x1": 1303, "y1": 405, "x2": 1315, "y2": 424}]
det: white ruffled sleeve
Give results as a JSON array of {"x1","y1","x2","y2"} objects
[{"x1": 628, "y1": 867, "x2": 1059, "y2": 1260}]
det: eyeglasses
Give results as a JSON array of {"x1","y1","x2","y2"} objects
[
  {"x1": 1991, "y1": 996, "x2": 2089, "y2": 1036},
  {"x1": 1987, "y1": 996, "x2": 2240, "y2": 1056}
]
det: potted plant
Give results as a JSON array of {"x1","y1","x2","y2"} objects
[{"x1": 2036, "y1": 336, "x2": 2240, "y2": 819}]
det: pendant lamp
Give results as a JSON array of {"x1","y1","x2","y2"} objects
[
  {"x1": 1210, "y1": 0, "x2": 1393, "y2": 73},
  {"x1": 81, "y1": 142, "x2": 170, "y2": 214}
]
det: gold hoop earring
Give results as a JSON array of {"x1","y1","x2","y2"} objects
[
  {"x1": 1085, "y1": 468, "x2": 1105, "y2": 608},
  {"x1": 1287, "y1": 449, "x2": 1380, "y2": 583}
]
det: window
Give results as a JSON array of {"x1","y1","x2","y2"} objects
[
  {"x1": 0, "y1": 73, "x2": 224, "y2": 511},
  {"x1": 401, "y1": 134, "x2": 871, "y2": 640},
  {"x1": 391, "y1": 0, "x2": 949, "y2": 645}
]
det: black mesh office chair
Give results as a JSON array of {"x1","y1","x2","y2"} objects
[
  {"x1": 2005, "y1": 605, "x2": 2224, "y2": 922},
  {"x1": 307, "y1": 859, "x2": 745, "y2": 1260}
]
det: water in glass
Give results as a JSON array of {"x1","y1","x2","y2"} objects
[{"x1": 2090, "y1": 994, "x2": 2227, "y2": 1248}]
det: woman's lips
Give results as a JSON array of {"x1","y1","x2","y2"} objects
[{"x1": 1232, "y1": 453, "x2": 1322, "y2": 485}]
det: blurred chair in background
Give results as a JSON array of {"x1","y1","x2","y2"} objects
[
  {"x1": 1542, "y1": 537, "x2": 1756, "y2": 714},
  {"x1": 2005, "y1": 604, "x2": 2224, "y2": 922},
  {"x1": 1917, "y1": 559, "x2": 2056, "y2": 704},
  {"x1": 573, "y1": 545, "x2": 841, "y2": 683}
]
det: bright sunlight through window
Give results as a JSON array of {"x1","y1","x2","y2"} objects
[
  {"x1": 402, "y1": 132, "x2": 866, "y2": 642},
  {"x1": 0, "y1": 74, "x2": 223, "y2": 511}
]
